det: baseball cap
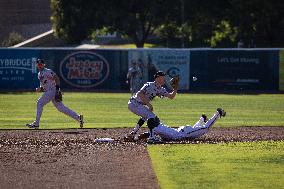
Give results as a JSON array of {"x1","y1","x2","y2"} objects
[
  {"x1": 154, "y1": 71, "x2": 166, "y2": 79},
  {"x1": 36, "y1": 58, "x2": 45, "y2": 65}
]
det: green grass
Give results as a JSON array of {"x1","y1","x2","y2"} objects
[
  {"x1": 1, "y1": 92, "x2": 283, "y2": 189},
  {"x1": 148, "y1": 141, "x2": 284, "y2": 189},
  {"x1": 0, "y1": 92, "x2": 284, "y2": 129}
]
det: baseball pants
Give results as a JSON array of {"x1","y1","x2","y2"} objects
[{"x1": 34, "y1": 89, "x2": 79, "y2": 126}]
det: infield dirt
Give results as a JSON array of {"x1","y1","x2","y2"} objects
[{"x1": 0, "y1": 127, "x2": 283, "y2": 189}]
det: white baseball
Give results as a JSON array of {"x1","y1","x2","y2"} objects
[{"x1": 192, "y1": 77, "x2": 198, "y2": 81}]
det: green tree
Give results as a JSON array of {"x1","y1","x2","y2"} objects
[
  {"x1": 51, "y1": 0, "x2": 107, "y2": 44},
  {"x1": 51, "y1": 0, "x2": 175, "y2": 47},
  {"x1": 2, "y1": 32, "x2": 25, "y2": 47},
  {"x1": 182, "y1": 0, "x2": 232, "y2": 47},
  {"x1": 228, "y1": 0, "x2": 284, "y2": 47},
  {"x1": 51, "y1": 0, "x2": 284, "y2": 48}
]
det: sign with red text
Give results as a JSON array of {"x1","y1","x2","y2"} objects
[{"x1": 60, "y1": 51, "x2": 110, "y2": 88}]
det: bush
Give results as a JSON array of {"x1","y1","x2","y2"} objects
[{"x1": 2, "y1": 32, "x2": 25, "y2": 47}]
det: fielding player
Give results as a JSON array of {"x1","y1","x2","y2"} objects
[
  {"x1": 26, "y1": 58, "x2": 84, "y2": 129},
  {"x1": 126, "y1": 71, "x2": 178, "y2": 142},
  {"x1": 135, "y1": 108, "x2": 226, "y2": 142}
]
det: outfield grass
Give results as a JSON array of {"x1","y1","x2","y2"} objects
[
  {"x1": 0, "y1": 92, "x2": 283, "y2": 129},
  {"x1": 148, "y1": 141, "x2": 284, "y2": 189}
]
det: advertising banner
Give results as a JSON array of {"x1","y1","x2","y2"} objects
[
  {"x1": 206, "y1": 50, "x2": 278, "y2": 90},
  {"x1": 0, "y1": 48, "x2": 279, "y2": 91},
  {"x1": 190, "y1": 50, "x2": 279, "y2": 90},
  {"x1": 38, "y1": 49, "x2": 128, "y2": 90},
  {"x1": 0, "y1": 49, "x2": 39, "y2": 90},
  {"x1": 128, "y1": 49, "x2": 190, "y2": 92},
  {"x1": 59, "y1": 51, "x2": 110, "y2": 88}
]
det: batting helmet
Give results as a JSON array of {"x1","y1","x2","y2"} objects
[{"x1": 36, "y1": 58, "x2": 45, "y2": 64}]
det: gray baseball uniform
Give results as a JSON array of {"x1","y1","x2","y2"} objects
[
  {"x1": 127, "y1": 65, "x2": 143, "y2": 94},
  {"x1": 32, "y1": 68, "x2": 80, "y2": 127},
  {"x1": 153, "y1": 111, "x2": 220, "y2": 140},
  {"x1": 128, "y1": 81, "x2": 169, "y2": 120}
]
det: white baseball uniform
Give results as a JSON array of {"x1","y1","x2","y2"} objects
[
  {"x1": 127, "y1": 65, "x2": 143, "y2": 94},
  {"x1": 32, "y1": 68, "x2": 80, "y2": 127},
  {"x1": 153, "y1": 111, "x2": 221, "y2": 140},
  {"x1": 128, "y1": 81, "x2": 169, "y2": 120}
]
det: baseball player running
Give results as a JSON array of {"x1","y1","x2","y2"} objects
[
  {"x1": 26, "y1": 58, "x2": 84, "y2": 129},
  {"x1": 126, "y1": 71, "x2": 178, "y2": 141},
  {"x1": 135, "y1": 108, "x2": 226, "y2": 142}
]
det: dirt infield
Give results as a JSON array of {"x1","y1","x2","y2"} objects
[{"x1": 0, "y1": 127, "x2": 283, "y2": 189}]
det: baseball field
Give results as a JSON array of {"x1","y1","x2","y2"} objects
[{"x1": 0, "y1": 92, "x2": 283, "y2": 189}]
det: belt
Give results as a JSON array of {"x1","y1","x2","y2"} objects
[{"x1": 130, "y1": 97, "x2": 144, "y2": 105}]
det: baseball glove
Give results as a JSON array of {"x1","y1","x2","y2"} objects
[
  {"x1": 54, "y1": 90, "x2": 63, "y2": 102},
  {"x1": 170, "y1": 76, "x2": 180, "y2": 90}
]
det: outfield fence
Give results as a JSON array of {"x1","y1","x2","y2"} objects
[{"x1": 0, "y1": 48, "x2": 282, "y2": 91}]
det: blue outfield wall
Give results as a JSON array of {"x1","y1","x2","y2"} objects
[
  {"x1": 0, "y1": 48, "x2": 280, "y2": 91},
  {"x1": 0, "y1": 48, "x2": 39, "y2": 90},
  {"x1": 0, "y1": 48, "x2": 129, "y2": 91},
  {"x1": 190, "y1": 49, "x2": 279, "y2": 90},
  {"x1": 38, "y1": 49, "x2": 129, "y2": 90}
]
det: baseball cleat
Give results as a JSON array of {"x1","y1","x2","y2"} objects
[
  {"x1": 26, "y1": 123, "x2": 39, "y2": 129},
  {"x1": 79, "y1": 115, "x2": 84, "y2": 128},
  {"x1": 217, "y1": 108, "x2": 226, "y2": 118},
  {"x1": 201, "y1": 114, "x2": 208, "y2": 123}
]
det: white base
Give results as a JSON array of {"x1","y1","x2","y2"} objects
[{"x1": 95, "y1": 138, "x2": 115, "y2": 142}]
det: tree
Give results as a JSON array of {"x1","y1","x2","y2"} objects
[
  {"x1": 51, "y1": 0, "x2": 175, "y2": 47},
  {"x1": 182, "y1": 0, "x2": 232, "y2": 47},
  {"x1": 51, "y1": 0, "x2": 107, "y2": 44},
  {"x1": 51, "y1": 0, "x2": 284, "y2": 47},
  {"x1": 228, "y1": 0, "x2": 284, "y2": 47}
]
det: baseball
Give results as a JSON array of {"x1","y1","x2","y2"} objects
[{"x1": 192, "y1": 76, "x2": 198, "y2": 81}]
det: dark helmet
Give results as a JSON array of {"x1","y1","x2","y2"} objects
[
  {"x1": 36, "y1": 58, "x2": 45, "y2": 64},
  {"x1": 154, "y1": 71, "x2": 166, "y2": 79}
]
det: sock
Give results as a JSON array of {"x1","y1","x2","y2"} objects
[
  {"x1": 132, "y1": 124, "x2": 141, "y2": 134},
  {"x1": 131, "y1": 118, "x2": 145, "y2": 134}
]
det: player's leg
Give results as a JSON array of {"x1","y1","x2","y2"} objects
[
  {"x1": 203, "y1": 108, "x2": 226, "y2": 128},
  {"x1": 127, "y1": 101, "x2": 155, "y2": 135},
  {"x1": 27, "y1": 91, "x2": 53, "y2": 128},
  {"x1": 152, "y1": 123, "x2": 181, "y2": 140},
  {"x1": 52, "y1": 100, "x2": 84, "y2": 128},
  {"x1": 181, "y1": 108, "x2": 226, "y2": 139},
  {"x1": 167, "y1": 114, "x2": 206, "y2": 138},
  {"x1": 146, "y1": 116, "x2": 164, "y2": 143},
  {"x1": 131, "y1": 117, "x2": 146, "y2": 135},
  {"x1": 192, "y1": 114, "x2": 207, "y2": 128}
]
